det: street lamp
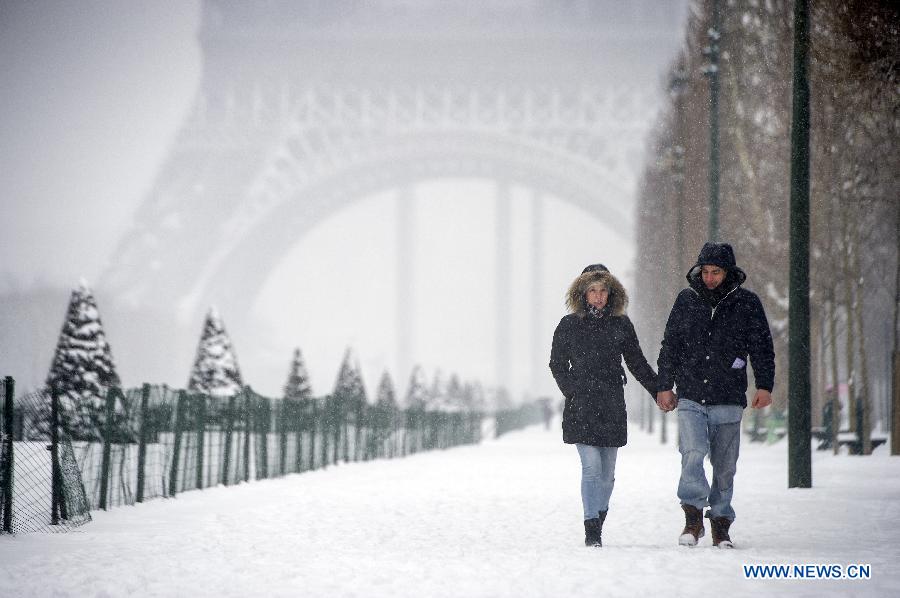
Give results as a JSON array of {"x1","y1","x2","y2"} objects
[{"x1": 700, "y1": 0, "x2": 722, "y2": 242}]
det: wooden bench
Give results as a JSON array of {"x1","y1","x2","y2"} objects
[
  {"x1": 837, "y1": 434, "x2": 887, "y2": 455},
  {"x1": 746, "y1": 426, "x2": 786, "y2": 443}
]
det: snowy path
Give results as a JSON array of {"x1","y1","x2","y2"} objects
[{"x1": 1, "y1": 421, "x2": 898, "y2": 597}]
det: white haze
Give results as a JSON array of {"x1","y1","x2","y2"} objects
[{"x1": 0, "y1": 1, "x2": 686, "y2": 400}]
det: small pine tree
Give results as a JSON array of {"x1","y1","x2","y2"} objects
[
  {"x1": 283, "y1": 347, "x2": 313, "y2": 400},
  {"x1": 45, "y1": 280, "x2": 121, "y2": 440},
  {"x1": 332, "y1": 348, "x2": 367, "y2": 407},
  {"x1": 443, "y1": 373, "x2": 464, "y2": 412},
  {"x1": 404, "y1": 365, "x2": 429, "y2": 410},
  {"x1": 332, "y1": 348, "x2": 368, "y2": 461},
  {"x1": 371, "y1": 371, "x2": 398, "y2": 458},
  {"x1": 493, "y1": 386, "x2": 513, "y2": 411},
  {"x1": 428, "y1": 369, "x2": 444, "y2": 409},
  {"x1": 187, "y1": 307, "x2": 243, "y2": 397},
  {"x1": 461, "y1": 381, "x2": 482, "y2": 411},
  {"x1": 376, "y1": 371, "x2": 397, "y2": 408}
]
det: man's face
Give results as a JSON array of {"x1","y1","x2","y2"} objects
[{"x1": 701, "y1": 265, "x2": 726, "y2": 290}]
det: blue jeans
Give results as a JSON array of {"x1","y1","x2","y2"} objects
[
  {"x1": 575, "y1": 444, "x2": 618, "y2": 520},
  {"x1": 677, "y1": 399, "x2": 743, "y2": 521}
]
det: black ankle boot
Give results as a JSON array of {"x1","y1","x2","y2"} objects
[{"x1": 584, "y1": 510, "x2": 607, "y2": 547}]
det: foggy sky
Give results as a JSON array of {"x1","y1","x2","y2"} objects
[
  {"x1": 1, "y1": 1, "x2": 687, "y2": 399},
  {"x1": 0, "y1": 0, "x2": 201, "y2": 285}
]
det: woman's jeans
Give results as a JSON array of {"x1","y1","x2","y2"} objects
[
  {"x1": 677, "y1": 399, "x2": 743, "y2": 521},
  {"x1": 575, "y1": 444, "x2": 618, "y2": 520}
]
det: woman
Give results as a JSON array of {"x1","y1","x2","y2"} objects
[{"x1": 549, "y1": 267, "x2": 658, "y2": 547}]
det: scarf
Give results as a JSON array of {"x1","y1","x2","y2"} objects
[{"x1": 586, "y1": 304, "x2": 608, "y2": 319}]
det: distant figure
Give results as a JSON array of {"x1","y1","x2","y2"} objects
[
  {"x1": 549, "y1": 268, "x2": 658, "y2": 547},
  {"x1": 656, "y1": 242, "x2": 775, "y2": 549},
  {"x1": 820, "y1": 395, "x2": 837, "y2": 450},
  {"x1": 540, "y1": 399, "x2": 554, "y2": 430}
]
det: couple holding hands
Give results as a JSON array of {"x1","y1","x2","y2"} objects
[{"x1": 550, "y1": 242, "x2": 775, "y2": 548}]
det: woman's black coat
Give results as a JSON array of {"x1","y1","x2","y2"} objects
[{"x1": 549, "y1": 312, "x2": 657, "y2": 447}]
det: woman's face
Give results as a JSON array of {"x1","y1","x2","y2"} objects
[{"x1": 586, "y1": 285, "x2": 609, "y2": 310}]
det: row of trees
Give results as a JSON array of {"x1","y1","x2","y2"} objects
[
  {"x1": 41, "y1": 281, "x2": 489, "y2": 441},
  {"x1": 633, "y1": 0, "x2": 898, "y2": 453}
]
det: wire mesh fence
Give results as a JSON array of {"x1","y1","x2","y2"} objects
[
  {"x1": 1, "y1": 378, "x2": 92, "y2": 534},
  {"x1": 2, "y1": 378, "x2": 487, "y2": 533}
]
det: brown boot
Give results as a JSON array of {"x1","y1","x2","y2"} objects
[
  {"x1": 678, "y1": 504, "x2": 705, "y2": 546},
  {"x1": 710, "y1": 516, "x2": 734, "y2": 548}
]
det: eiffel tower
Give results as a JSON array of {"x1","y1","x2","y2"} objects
[{"x1": 101, "y1": 0, "x2": 684, "y2": 393}]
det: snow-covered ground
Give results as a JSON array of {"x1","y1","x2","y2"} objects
[{"x1": 1, "y1": 420, "x2": 898, "y2": 598}]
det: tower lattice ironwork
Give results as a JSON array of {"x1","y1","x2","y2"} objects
[{"x1": 101, "y1": 0, "x2": 685, "y2": 392}]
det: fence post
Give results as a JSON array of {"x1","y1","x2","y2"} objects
[
  {"x1": 14, "y1": 409, "x2": 24, "y2": 441},
  {"x1": 279, "y1": 399, "x2": 288, "y2": 476},
  {"x1": 136, "y1": 384, "x2": 150, "y2": 503},
  {"x1": 98, "y1": 388, "x2": 117, "y2": 510},
  {"x1": 243, "y1": 389, "x2": 251, "y2": 483},
  {"x1": 335, "y1": 398, "x2": 344, "y2": 464},
  {"x1": 401, "y1": 410, "x2": 408, "y2": 457},
  {"x1": 196, "y1": 394, "x2": 206, "y2": 490},
  {"x1": 50, "y1": 391, "x2": 60, "y2": 525},
  {"x1": 169, "y1": 390, "x2": 186, "y2": 497},
  {"x1": 293, "y1": 400, "x2": 304, "y2": 474},
  {"x1": 222, "y1": 395, "x2": 235, "y2": 486},
  {"x1": 321, "y1": 399, "x2": 330, "y2": 468},
  {"x1": 2, "y1": 377, "x2": 14, "y2": 533},
  {"x1": 257, "y1": 398, "x2": 269, "y2": 480},
  {"x1": 353, "y1": 401, "x2": 362, "y2": 462},
  {"x1": 309, "y1": 399, "x2": 318, "y2": 471}
]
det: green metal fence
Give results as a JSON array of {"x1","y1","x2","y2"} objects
[{"x1": 1, "y1": 379, "x2": 485, "y2": 533}]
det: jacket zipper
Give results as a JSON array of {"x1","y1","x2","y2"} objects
[
  {"x1": 710, "y1": 285, "x2": 739, "y2": 320},
  {"x1": 690, "y1": 285, "x2": 739, "y2": 320}
]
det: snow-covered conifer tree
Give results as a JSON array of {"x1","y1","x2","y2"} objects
[
  {"x1": 461, "y1": 381, "x2": 483, "y2": 411},
  {"x1": 283, "y1": 347, "x2": 312, "y2": 400},
  {"x1": 372, "y1": 371, "x2": 398, "y2": 457},
  {"x1": 376, "y1": 371, "x2": 397, "y2": 407},
  {"x1": 44, "y1": 280, "x2": 121, "y2": 440},
  {"x1": 332, "y1": 348, "x2": 367, "y2": 407},
  {"x1": 428, "y1": 369, "x2": 444, "y2": 410},
  {"x1": 187, "y1": 307, "x2": 243, "y2": 397},
  {"x1": 404, "y1": 365, "x2": 429, "y2": 410},
  {"x1": 443, "y1": 373, "x2": 464, "y2": 411},
  {"x1": 332, "y1": 348, "x2": 367, "y2": 461}
]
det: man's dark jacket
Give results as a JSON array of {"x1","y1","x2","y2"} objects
[{"x1": 657, "y1": 243, "x2": 775, "y2": 408}]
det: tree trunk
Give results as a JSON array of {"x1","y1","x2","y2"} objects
[
  {"x1": 851, "y1": 220, "x2": 873, "y2": 454},
  {"x1": 892, "y1": 199, "x2": 900, "y2": 456},
  {"x1": 828, "y1": 297, "x2": 841, "y2": 455},
  {"x1": 840, "y1": 202, "x2": 857, "y2": 436}
]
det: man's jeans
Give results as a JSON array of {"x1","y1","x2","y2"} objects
[
  {"x1": 677, "y1": 399, "x2": 743, "y2": 521},
  {"x1": 575, "y1": 444, "x2": 618, "y2": 520}
]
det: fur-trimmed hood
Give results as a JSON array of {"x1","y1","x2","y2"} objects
[{"x1": 565, "y1": 270, "x2": 628, "y2": 317}]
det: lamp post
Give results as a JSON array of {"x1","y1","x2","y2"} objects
[
  {"x1": 663, "y1": 64, "x2": 689, "y2": 446},
  {"x1": 669, "y1": 65, "x2": 688, "y2": 275},
  {"x1": 788, "y1": 0, "x2": 812, "y2": 488},
  {"x1": 701, "y1": 0, "x2": 722, "y2": 242}
]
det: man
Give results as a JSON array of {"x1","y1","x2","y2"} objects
[{"x1": 656, "y1": 242, "x2": 774, "y2": 548}]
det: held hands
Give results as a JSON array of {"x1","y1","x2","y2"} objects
[
  {"x1": 657, "y1": 389, "x2": 771, "y2": 410},
  {"x1": 656, "y1": 390, "x2": 677, "y2": 412},
  {"x1": 751, "y1": 389, "x2": 772, "y2": 409}
]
